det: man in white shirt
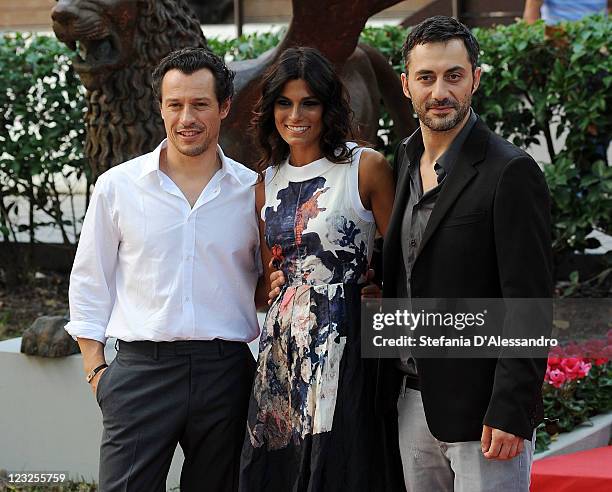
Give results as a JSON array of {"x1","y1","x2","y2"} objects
[{"x1": 65, "y1": 47, "x2": 262, "y2": 492}]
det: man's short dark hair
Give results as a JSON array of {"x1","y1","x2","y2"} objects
[
  {"x1": 402, "y1": 16, "x2": 480, "y2": 72},
  {"x1": 152, "y1": 47, "x2": 235, "y2": 104}
]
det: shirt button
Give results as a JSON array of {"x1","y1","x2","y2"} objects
[{"x1": 410, "y1": 239, "x2": 417, "y2": 248}]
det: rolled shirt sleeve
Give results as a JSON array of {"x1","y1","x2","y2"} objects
[{"x1": 64, "y1": 175, "x2": 120, "y2": 344}]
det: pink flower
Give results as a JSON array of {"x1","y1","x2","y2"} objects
[
  {"x1": 560, "y1": 358, "x2": 591, "y2": 381},
  {"x1": 577, "y1": 360, "x2": 592, "y2": 378},
  {"x1": 547, "y1": 346, "x2": 566, "y2": 370},
  {"x1": 546, "y1": 368, "x2": 567, "y2": 388},
  {"x1": 560, "y1": 358, "x2": 581, "y2": 381},
  {"x1": 547, "y1": 353, "x2": 563, "y2": 368}
]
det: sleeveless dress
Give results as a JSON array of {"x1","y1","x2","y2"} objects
[{"x1": 239, "y1": 144, "x2": 405, "y2": 491}]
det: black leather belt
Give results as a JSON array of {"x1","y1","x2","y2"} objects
[
  {"x1": 402, "y1": 374, "x2": 420, "y2": 391},
  {"x1": 117, "y1": 339, "x2": 244, "y2": 358}
]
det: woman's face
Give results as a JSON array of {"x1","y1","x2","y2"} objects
[{"x1": 274, "y1": 79, "x2": 324, "y2": 158}]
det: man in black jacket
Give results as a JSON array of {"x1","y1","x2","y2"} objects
[{"x1": 382, "y1": 16, "x2": 552, "y2": 491}]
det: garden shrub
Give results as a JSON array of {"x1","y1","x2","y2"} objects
[
  {"x1": 0, "y1": 32, "x2": 88, "y2": 246},
  {"x1": 473, "y1": 16, "x2": 611, "y2": 258},
  {"x1": 0, "y1": 32, "x2": 87, "y2": 284},
  {"x1": 536, "y1": 337, "x2": 612, "y2": 452}
]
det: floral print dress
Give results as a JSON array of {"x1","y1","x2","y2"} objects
[{"x1": 239, "y1": 144, "x2": 405, "y2": 492}]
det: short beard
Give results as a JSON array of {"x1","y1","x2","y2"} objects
[
  {"x1": 415, "y1": 95, "x2": 471, "y2": 132},
  {"x1": 178, "y1": 141, "x2": 209, "y2": 157}
]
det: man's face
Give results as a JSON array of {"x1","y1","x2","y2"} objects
[
  {"x1": 401, "y1": 39, "x2": 481, "y2": 132},
  {"x1": 159, "y1": 68, "x2": 230, "y2": 158}
]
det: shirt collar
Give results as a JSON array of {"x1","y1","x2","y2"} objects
[
  {"x1": 137, "y1": 139, "x2": 241, "y2": 184},
  {"x1": 217, "y1": 144, "x2": 242, "y2": 184},
  {"x1": 435, "y1": 108, "x2": 477, "y2": 177},
  {"x1": 137, "y1": 139, "x2": 165, "y2": 180},
  {"x1": 403, "y1": 128, "x2": 425, "y2": 168}
]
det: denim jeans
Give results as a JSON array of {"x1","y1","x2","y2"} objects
[{"x1": 397, "y1": 386, "x2": 535, "y2": 492}]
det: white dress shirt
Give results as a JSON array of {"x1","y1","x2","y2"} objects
[{"x1": 65, "y1": 140, "x2": 261, "y2": 344}]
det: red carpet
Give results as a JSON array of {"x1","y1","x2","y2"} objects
[{"x1": 531, "y1": 446, "x2": 612, "y2": 491}]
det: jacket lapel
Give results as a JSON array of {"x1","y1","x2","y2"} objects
[
  {"x1": 416, "y1": 119, "x2": 490, "y2": 259},
  {"x1": 383, "y1": 143, "x2": 414, "y2": 295},
  {"x1": 387, "y1": 152, "x2": 412, "y2": 243}
]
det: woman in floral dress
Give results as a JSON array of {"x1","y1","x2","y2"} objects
[{"x1": 239, "y1": 47, "x2": 404, "y2": 491}]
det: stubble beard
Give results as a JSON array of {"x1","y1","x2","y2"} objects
[
  {"x1": 416, "y1": 94, "x2": 471, "y2": 132},
  {"x1": 174, "y1": 126, "x2": 212, "y2": 157},
  {"x1": 179, "y1": 141, "x2": 209, "y2": 157}
]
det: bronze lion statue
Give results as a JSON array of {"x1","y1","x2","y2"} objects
[
  {"x1": 52, "y1": 0, "x2": 206, "y2": 177},
  {"x1": 51, "y1": 0, "x2": 415, "y2": 175}
]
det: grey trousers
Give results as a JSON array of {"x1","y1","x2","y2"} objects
[
  {"x1": 397, "y1": 386, "x2": 535, "y2": 492},
  {"x1": 96, "y1": 339, "x2": 256, "y2": 492}
]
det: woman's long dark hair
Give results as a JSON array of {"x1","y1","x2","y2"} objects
[{"x1": 252, "y1": 47, "x2": 356, "y2": 174}]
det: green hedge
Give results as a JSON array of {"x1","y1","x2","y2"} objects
[
  {"x1": 473, "y1": 16, "x2": 611, "y2": 257},
  {"x1": 1, "y1": 17, "x2": 610, "y2": 263},
  {"x1": 0, "y1": 32, "x2": 88, "y2": 246}
]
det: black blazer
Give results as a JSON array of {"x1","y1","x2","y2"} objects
[{"x1": 381, "y1": 117, "x2": 553, "y2": 442}]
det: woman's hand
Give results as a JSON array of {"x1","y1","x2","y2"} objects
[
  {"x1": 361, "y1": 269, "x2": 381, "y2": 299},
  {"x1": 268, "y1": 260, "x2": 286, "y2": 305}
]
